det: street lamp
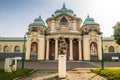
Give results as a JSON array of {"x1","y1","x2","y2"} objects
[
  {"x1": 101, "y1": 36, "x2": 104, "y2": 69},
  {"x1": 22, "y1": 35, "x2": 26, "y2": 69}
]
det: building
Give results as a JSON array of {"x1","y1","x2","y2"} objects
[{"x1": 0, "y1": 4, "x2": 120, "y2": 61}]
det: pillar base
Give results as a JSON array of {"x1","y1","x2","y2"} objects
[{"x1": 58, "y1": 55, "x2": 66, "y2": 78}]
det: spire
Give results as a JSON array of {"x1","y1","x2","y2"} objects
[
  {"x1": 62, "y1": 3, "x2": 66, "y2": 9},
  {"x1": 63, "y1": 3, "x2": 66, "y2": 8},
  {"x1": 39, "y1": 15, "x2": 41, "y2": 19},
  {"x1": 87, "y1": 14, "x2": 89, "y2": 18}
]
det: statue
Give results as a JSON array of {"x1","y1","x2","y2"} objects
[
  {"x1": 58, "y1": 36, "x2": 67, "y2": 55},
  {"x1": 91, "y1": 43, "x2": 97, "y2": 54},
  {"x1": 31, "y1": 45, "x2": 37, "y2": 54}
]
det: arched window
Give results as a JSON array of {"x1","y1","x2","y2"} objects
[
  {"x1": 14, "y1": 46, "x2": 20, "y2": 52},
  {"x1": 60, "y1": 17, "x2": 68, "y2": 24},
  {"x1": 4, "y1": 46, "x2": 9, "y2": 52},
  {"x1": 108, "y1": 46, "x2": 114, "y2": 52}
]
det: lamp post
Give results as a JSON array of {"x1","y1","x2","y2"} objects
[
  {"x1": 101, "y1": 36, "x2": 104, "y2": 69},
  {"x1": 22, "y1": 35, "x2": 26, "y2": 69}
]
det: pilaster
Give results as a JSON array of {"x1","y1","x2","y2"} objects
[{"x1": 46, "y1": 38, "x2": 50, "y2": 60}]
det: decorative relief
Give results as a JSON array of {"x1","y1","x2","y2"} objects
[{"x1": 90, "y1": 31, "x2": 96, "y2": 37}]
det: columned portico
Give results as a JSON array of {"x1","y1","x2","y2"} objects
[{"x1": 24, "y1": 4, "x2": 103, "y2": 61}]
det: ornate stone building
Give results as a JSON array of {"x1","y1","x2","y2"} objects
[{"x1": 0, "y1": 4, "x2": 120, "y2": 61}]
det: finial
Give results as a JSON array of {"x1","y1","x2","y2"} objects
[
  {"x1": 87, "y1": 14, "x2": 89, "y2": 18},
  {"x1": 39, "y1": 15, "x2": 41, "y2": 19},
  {"x1": 63, "y1": 3, "x2": 66, "y2": 8}
]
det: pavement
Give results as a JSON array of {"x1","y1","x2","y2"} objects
[
  {"x1": 1, "y1": 61, "x2": 120, "y2": 80},
  {"x1": 15, "y1": 68, "x2": 107, "y2": 80}
]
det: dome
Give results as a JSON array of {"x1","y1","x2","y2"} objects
[
  {"x1": 55, "y1": 3, "x2": 74, "y2": 16},
  {"x1": 30, "y1": 16, "x2": 45, "y2": 26},
  {"x1": 83, "y1": 15, "x2": 98, "y2": 26}
]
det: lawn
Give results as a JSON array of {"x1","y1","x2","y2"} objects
[
  {"x1": 0, "y1": 68, "x2": 33, "y2": 80},
  {"x1": 92, "y1": 68, "x2": 120, "y2": 80}
]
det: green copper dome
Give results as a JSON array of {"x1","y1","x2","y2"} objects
[
  {"x1": 55, "y1": 3, "x2": 74, "y2": 16},
  {"x1": 30, "y1": 16, "x2": 45, "y2": 26},
  {"x1": 83, "y1": 15, "x2": 98, "y2": 26}
]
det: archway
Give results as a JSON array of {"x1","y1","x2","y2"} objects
[
  {"x1": 30, "y1": 42, "x2": 38, "y2": 60},
  {"x1": 90, "y1": 42, "x2": 98, "y2": 61}
]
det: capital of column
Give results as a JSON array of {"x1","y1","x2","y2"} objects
[
  {"x1": 54, "y1": 37, "x2": 58, "y2": 40},
  {"x1": 77, "y1": 38, "x2": 82, "y2": 41},
  {"x1": 46, "y1": 38, "x2": 50, "y2": 41},
  {"x1": 69, "y1": 38, "x2": 74, "y2": 40}
]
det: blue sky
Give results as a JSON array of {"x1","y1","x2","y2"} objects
[{"x1": 0, "y1": 0, "x2": 120, "y2": 37}]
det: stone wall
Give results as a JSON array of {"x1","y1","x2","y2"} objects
[
  {"x1": 104, "y1": 53, "x2": 120, "y2": 61},
  {"x1": 0, "y1": 53, "x2": 23, "y2": 60}
]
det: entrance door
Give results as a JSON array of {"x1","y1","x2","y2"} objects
[
  {"x1": 49, "y1": 40, "x2": 55, "y2": 60},
  {"x1": 30, "y1": 42, "x2": 38, "y2": 60},
  {"x1": 73, "y1": 39, "x2": 79, "y2": 60}
]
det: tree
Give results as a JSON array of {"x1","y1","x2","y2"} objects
[{"x1": 114, "y1": 22, "x2": 120, "y2": 45}]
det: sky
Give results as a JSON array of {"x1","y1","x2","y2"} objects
[{"x1": 0, "y1": 0, "x2": 120, "y2": 37}]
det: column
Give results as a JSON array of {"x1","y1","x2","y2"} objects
[
  {"x1": 46, "y1": 39, "x2": 49, "y2": 60},
  {"x1": 69, "y1": 38, "x2": 73, "y2": 60},
  {"x1": 26, "y1": 40, "x2": 30, "y2": 60},
  {"x1": 78, "y1": 38, "x2": 82, "y2": 60},
  {"x1": 55, "y1": 38, "x2": 58, "y2": 60}
]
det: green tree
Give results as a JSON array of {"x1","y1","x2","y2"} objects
[{"x1": 114, "y1": 22, "x2": 120, "y2": 45}]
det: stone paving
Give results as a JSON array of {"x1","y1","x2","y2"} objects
[
  {"x1": 1, "y1": 61, "x2": 120, "y2": 80},
  {"x1": 17, "y1": 68, "x2": 107, "y2": 80}
]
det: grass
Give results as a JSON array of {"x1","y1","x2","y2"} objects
[
  {"x1": 92, "y1": 68, "x2": 120, "y2": 80},
  {"x1": 0, "y1": 68, "x2": 33, "y2": 80}
]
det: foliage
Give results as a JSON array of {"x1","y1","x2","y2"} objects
[
  {"x1": 92, "y1": 68, "x2": 120, "y2": 80},
  {"x1": 0, "y1": 68, "x2": 33, "y2": 80},
  {"x1": 114, "y1": 22, "x2": 120, "y2": 45}
]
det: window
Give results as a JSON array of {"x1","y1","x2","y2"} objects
[
  {"x1": 108, "y1": 46, "x2": 114, "y2": 52},
  {"x1": 14, "y1": 46, "x2": 20, "y2": 52},
  {"x1": 60, "y1": 17, "x2": 68, "y2": 24},
  {"x1": 4, "y1": 46, "x2": 9, "y2": 52}
]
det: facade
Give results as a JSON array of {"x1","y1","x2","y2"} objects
[{"x1": 0, "y1": 4, "x2": 120, "y2": 61}]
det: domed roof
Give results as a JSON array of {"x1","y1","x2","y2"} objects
[
  {"x1": 55, "y1": 3, "x2": 74, "y2": 16},
  {"x1": 30, "y1": 16, "x2": 45, "y2": 26},
  {"x1": 83, "y1": 15, "x2": 98, "y2": 26}
]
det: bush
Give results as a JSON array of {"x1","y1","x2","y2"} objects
[
  {"x1": 0, "y1": 68, "x2": 33, "y2": 80},
  {"x1": 92, "y1": 68, "x2": 120, "y2": 80}
]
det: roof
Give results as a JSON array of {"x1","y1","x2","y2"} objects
[
  {"x1": 30, "y1": 16, "x2": 45, "y2": 26},
  {"x1": 83, "y1": 15, "x2": 98, "y2": 26},
  {"x1": 0, "y1": 37, "x2": 26, "y2": 41},
  {"x1": 55, "y1": 3, "x2": 74, "y2": 16},
  {"x1": 102, "y1": 37, "x2": 114, "y2": 40}
]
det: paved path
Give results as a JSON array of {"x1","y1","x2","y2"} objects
[{"x1": 17, "y1": 68, "x2": 107, "y2": 80}]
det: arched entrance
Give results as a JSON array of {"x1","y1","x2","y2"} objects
[
  {"x1": 90, "y1": 42, "x2": 98, "y2": 61},
  {"x1": 30, "y1": 42, "x2": 38, "y2": 60}
]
